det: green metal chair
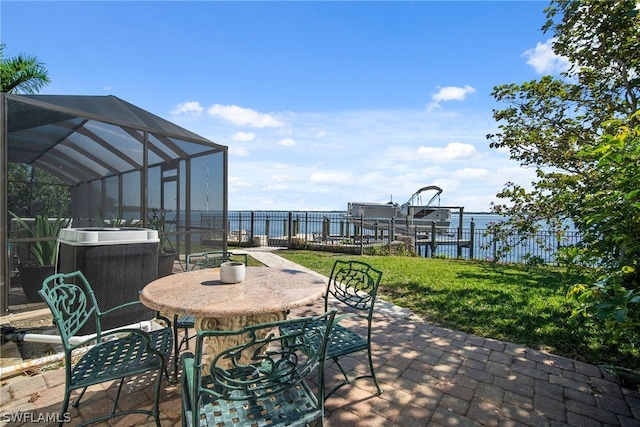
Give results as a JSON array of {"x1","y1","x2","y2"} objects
[
  {"x1": 181, "y1": 310, "x2": 338, "y2": 427},
  {"x1": 39, "y1": 271, "x2": 173, "y2": 427},
  {"x1": 186, "y1": 250, "x2": 249, "y2": 271},
  {"x1": 172, "y1": 250, "x2": 249, "y2": 381},
  {"x1": 281, "y1": 259, "x2": 383, "y2": 399}
]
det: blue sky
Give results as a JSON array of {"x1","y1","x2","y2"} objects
[{"x1": 1, "y1": 1, "x2": 568, "y2": 212}]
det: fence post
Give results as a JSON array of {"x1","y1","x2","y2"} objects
[
  {"x1": 287, "y1": 211, "x2": 293, "y2": 248},
  {"x1": 390, "y1": 218, "x2": 395, "y2": 242},
  {"x1": 322, "y1": 216, "x2": 329, "y2": 242},
  {"x1": 469, "y1": 218, "x2": 475, "y2": 260},
  {"x1": 457, "y1": 207, "x2": 464, "y2": 258},
  {"x1": 492, "y1": 229, "x2": 498, "y2": 262},
  {"x1": 222, "y1": 211, "x2": 576, "y2": 264},
  {"x1": 250, "y1": 211, "x2": 255, "y2": 243},
  {"x1": 430, "y1": 221, "x2": 437, "y2": 257},
  {"x1": 359, "y1": 214, "x2": 364, "y2": 255}
]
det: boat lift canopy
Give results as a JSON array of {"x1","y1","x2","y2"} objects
[{"x1": 404, "y1": 185, "x2": 443, "y2": 207}]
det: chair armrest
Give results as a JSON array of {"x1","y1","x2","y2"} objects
[
  {"x1": 98, "y1": 300, "x2": 144, "y2": 317},
  {"x1": 98, "y1": 302, "x2": 171, "y2": 329},
  {"x1": 332, "y1": 312, "x2": 357, "y2": 327},
  {"x1": 228, "y1": 251, "x2": 249, "y2": 265},
  {"x1": 181, "y1": 352, "x2": 196, "y2": 390},
  {"x1": 68, "y1": 327, "x2": 154, "y2": 352}
]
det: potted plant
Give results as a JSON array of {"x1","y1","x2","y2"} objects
[
  {"x1": 148, "y1": 209, "x2": 176, "y2": 278},
  {"x1": 10, "y1": 212, "x2": 70, "y2": 302}
]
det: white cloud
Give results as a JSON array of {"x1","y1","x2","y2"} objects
[
  {"x1": 278, "y1": 138, "x2": 296, "y2": 146},
  {"x1": 232, "y1": 132, "x2": 255, "y2": 142},
  {"x1": 207, "y1": 104, "x2": 285, "y2": 128},
  {"x1": 427, "y1": 85, "x2": 476, "y2": 111},
  {"x1": 310, "y1": 172, "x2": 352, "y2": 184},
  {"x1": 272, "y1": 174, "x2": 297, "y2": 182},
  {"x1": 452, "y1": 168, "x2": 490, "y2": 180},
  {"x1": 497, "y1": 166, "x2": 538, "y2": 183},
  {"x1": 523, "y1": 38, "x2": 570, "y2": 74},
  {"x1": 495, "y1": 146, "x2": 511, "y2": 155},
  {"x1": 432, "y1": 178, "x2": 461, "y2": 194},
  {"x1": 229, "y1": 176, "x2": 251, "y2": 186},
  {"x1": 170, "y1": 101, "x2": 204, "y2": 117},
  {"x1": 432, "y1": 85, "x2": 476, "y2": 102},
  {"x1": 262, "y1": 184, "x2": 289, "y2": 191},
  {"x1": 228, "y1": 176, "x2": 251, "y2": 192},
  {"x1": 414, "y1": 142, "x2": 480, "y2": 162},
  {"x1": 170, "y1": 106, "x2": 512, "y2": 212},
  {"x1": 229, "y1": 146, "x2": 250, "y2": 157}
]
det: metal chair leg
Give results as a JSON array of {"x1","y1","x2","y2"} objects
[
  {"x1": 71, "y1": 386, "x2": 88, "y2": 408},
  {"x1": 173, "y1": 315, "x2": 180, "y2": 383},
  {"x1": 367, "y1": 347, "x2": 382, "y2": 395}
]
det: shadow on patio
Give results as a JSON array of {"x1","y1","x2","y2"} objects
[
  {"x1": 2, "y1": 251, "x2": 639, "y2": 426},
  {"x1": 2, "y1": 295, "x2": 640, "y2": 426}
]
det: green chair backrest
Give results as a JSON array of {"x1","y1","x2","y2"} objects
[
  {"x1": 194, "y1": 310, "x2": 337, "y2": 402},
  {"x1": 186, "y1": 250, "x2": 248, "y2": 271},
  {"x1": 39, "y1": 271, "x2": 101, "y2": 349},
  {"x1": 326, "y1": 259, "x2": 383, "y2": 313}
]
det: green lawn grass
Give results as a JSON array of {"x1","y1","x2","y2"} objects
[{"x1": 276, "y1": 250, "x2": 639, "y2": 371}]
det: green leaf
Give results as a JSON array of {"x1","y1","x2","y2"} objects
[{"x1": 614, "y1": 308, "x2": 629, "y2": 323}]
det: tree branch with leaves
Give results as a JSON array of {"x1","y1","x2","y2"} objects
[
  {"x1": 487, "y1": 0, "x2": 640, "y2": 354},
  {"x1": 0, "y1": 42, "x2": 51, "y2": 94}
]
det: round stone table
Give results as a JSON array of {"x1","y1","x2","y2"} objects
[{"x1": 140, "y1": 266, "x2": 326, "y2": 371}]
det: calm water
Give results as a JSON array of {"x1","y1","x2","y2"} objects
[
  {"x1": 187, "y1": 211, "x2": 567, "y2": 235},
  {"x1": 171, "y1": 210, "x2": 578, "y2": 263}
]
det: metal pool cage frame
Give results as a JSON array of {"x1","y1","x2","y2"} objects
[{"x1": 1, "y1": 93, "x2": 228, "y2": 314}]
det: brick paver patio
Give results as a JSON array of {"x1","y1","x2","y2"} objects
[{"x1": 1, "y1": 250, "x2": 639, "y2": 426}]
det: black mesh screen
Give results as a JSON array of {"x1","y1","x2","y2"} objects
[{"x1": 59, "y1": 242, "x2": 158, "y2": 334}]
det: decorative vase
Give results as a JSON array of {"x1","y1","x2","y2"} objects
[
  {"x1": 158, "y1": 250, "x2": 177, "y2": 278},
  {"x1": 18, "y1": 264, "x2": 55, "y2": 303},
  {"x1": 220, "y1": 261, "x2": 245, "y2": 284}
]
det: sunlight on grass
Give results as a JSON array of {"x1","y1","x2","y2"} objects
[{"x1": 277, "y1": 250, "x2": 639, "y2": 370}]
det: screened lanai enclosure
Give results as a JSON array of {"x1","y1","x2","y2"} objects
[{"x1": 1, "y1": 93, "x2": 228, "y2": 314}]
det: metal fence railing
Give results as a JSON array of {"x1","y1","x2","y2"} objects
[{"x1": 183, "y1": 211, "x2": 581, "y2": 265}]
